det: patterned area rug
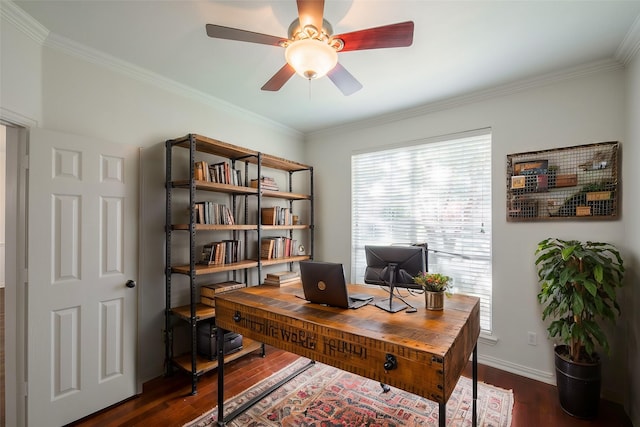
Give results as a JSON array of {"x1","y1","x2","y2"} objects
[{"x1": 185, "y1": 358, "x2": 514, "y2": 427}]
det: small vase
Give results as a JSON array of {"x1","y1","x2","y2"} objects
[{"x1": 425, "y1": 290, "x2": 444, "y2": 310}]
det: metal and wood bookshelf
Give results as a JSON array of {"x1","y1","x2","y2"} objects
[{"x1": 165, "y1": 133, "x2": 313, "y2": 394}]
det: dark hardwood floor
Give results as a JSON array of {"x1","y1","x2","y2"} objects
[{"x1": 66, "y1": 344, "x2": 632, "y2": 427}]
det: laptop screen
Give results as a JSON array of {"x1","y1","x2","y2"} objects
[{"x1": 299, "y1": 261, "x2": 351, "y2": 309}]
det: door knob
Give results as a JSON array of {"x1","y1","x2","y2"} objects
[{"x1": 126, "y1": 280, "x2": 136, "y2": 288}]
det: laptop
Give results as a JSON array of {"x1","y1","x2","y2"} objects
[{"x1": 299, "y1": 261, "x2": 373, "y2": 309}]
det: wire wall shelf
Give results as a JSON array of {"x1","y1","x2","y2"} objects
[{"x1": 506, "y1": 141, "x2": 619, "y2": 222}]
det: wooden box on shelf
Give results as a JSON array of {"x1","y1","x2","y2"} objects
[{"x1": 200, "y1": 281, "x2": 245, "y2": 307}]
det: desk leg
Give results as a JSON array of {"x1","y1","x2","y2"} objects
[
  {"x1": 438, "y1": 402, "x2": 445, "y2": 427},
  {"x1": 217, "y1": 326, "x2": 226, "y2": 426},
  {"x1": 473, "y1": 343, "x2": 478, "y2": 427}
]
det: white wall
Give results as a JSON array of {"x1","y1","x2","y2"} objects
[
  {"x1": 306, "y1": 68, "x2": 631, "y2": 399},
  {"x1": 624, "y1": 50, "x2": 640, "y2": 426},
  {"x1": 0, "y1": 3, "x2": 43, "y2": 124}
]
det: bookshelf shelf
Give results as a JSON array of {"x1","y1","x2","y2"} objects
[
  {"x1": 171, "y1": 260, "x2": 260, "y2": 276},
  {"x1": 170, "y1": 303, "x2": 216, "y2": 321},
  {"x1": 165, "y1": 133, "x2": 314, "y2": 394},
  {"x1": 261, "y1": 190, "x2": 311, "y2": 200},
  {"x1": 172, "y1": 339, "x2": 264, "y2": 376},
  {"x1": 171, "y1": 179, "x2": 259, "y2": 195},
  {"x1": 171, "y1": 224, "x2": 258, "y2": 231},
  {"x1": 258, "y1": 255, "x2": 311, "y2": 266},
  {"x1": 261, "y1": 224, "x2": 310, "y2": 231}
]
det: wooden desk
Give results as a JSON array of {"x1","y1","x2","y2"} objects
[{"x1": 215, "y1": 284, "x2": 480, "y2": 426}]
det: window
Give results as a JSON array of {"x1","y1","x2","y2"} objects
[{"x1": 351, "y1": 130, "x2": 493, "y2": 332}]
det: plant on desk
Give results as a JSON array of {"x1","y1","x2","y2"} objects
[{"x1": 413, "y1": 272, "x2": 452, "y2": 311}]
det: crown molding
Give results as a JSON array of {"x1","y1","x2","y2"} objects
[
  {"x1": 616, "y1": 15, "x2": 640, "y2": 66},
  {"x1": 42, "y1": 33, "x2": 301, "y2": 138},
  {"x1": 308, "y1": 59, "x2": 624, "y2": 139},
  {"x1": 0, "y1": 107, "x2": 38, "y2": 128},
  {"x1": 0, "y1": 1, "x2": 48, "y2": 44},
  {"x1": 615, "y1": 15, "x2": 640, "y2": 65}
]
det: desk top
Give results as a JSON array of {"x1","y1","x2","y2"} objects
[{"x1": 215, "y1": 284, "x2": 480, "y2": 403}]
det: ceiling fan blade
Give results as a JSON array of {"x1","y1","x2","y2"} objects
[
  {"x1": 261, "y1": 64, "x2": 296, "y2": 91},
  {"x1": 206, "y1": 24, "x2": 285, "y2": 47},
  {"x1": 297, "y1": 0, "x2": 324, "y2": 32},
  {"x1": 327, "y1": 63, "x2": 362, "y2": 96},
  {"x1": 334, "y1": 21, "x2": 414, "y2": 52}
]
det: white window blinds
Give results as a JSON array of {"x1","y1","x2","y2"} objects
[{"x1": 351, "y1": 131, "x2": 493, "y2": 332}]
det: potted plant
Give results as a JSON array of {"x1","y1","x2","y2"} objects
[
  {"x1": 413, "y1": 272, "x2": 452, "y2": 310},
  {"x1": 535, "y1": 238, "x2": 624, "y2": 419}
]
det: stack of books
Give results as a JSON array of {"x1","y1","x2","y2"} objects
[
  {"x1": 263, "y1": 271, "x2": 301, "y2": 287},
  {"x1": 250, "y1": 176, "x2": 279, "y2": 191},
  {"x1": 200, "y1": 281, "x2": 245, "y2": 307}
]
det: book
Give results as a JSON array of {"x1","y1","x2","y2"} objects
[
  {"x1": 261, "y1": 207, "x2": 277, "y2": 225},
  {"x1": 269, "y1": 275, "x2": 300, "y2": 283},
  {"x1": 266, "y1": 271, "x2": 299, "y2": 281},
  {"x1": 199, "y1": 243, "x2": 215, "y2": 264},
  {"x1": 194, "y1": 161, "x2": 209, "y2": 181},
  {"x1": 200, "y1": 281, "x2": 245, "y2": 299},
  {"x1": 263, "y1": 277, "x2": 301, "y2": 286},
  {"x1": 263, "y1": 276, "x2": 301, "y2": 287},
  {"x1": 232, "y1": 169, "x2": 243, "y2": 186},
  {"x1": 261, "y1": 238, "x2": 274, "y2": 259}
]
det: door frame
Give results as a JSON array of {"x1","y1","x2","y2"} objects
[{"x1": 2, "y1": 118, "x2": 30, "y2": 427}]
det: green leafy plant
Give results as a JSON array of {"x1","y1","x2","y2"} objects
[
  {"x1": 535, "y1": 238, "x2": 624, "y2": 362},
  {"x1": 413, "y1": 272, "x2": 452, "y2": 293}
]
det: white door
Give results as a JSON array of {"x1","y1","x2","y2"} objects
[{"x1": 27, "y1": 129, "x2": 138, "y2": 426}]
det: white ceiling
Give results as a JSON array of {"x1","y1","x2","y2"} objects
[{"x1": 12, "y1": 1, "x2": 640, "y2": 134}]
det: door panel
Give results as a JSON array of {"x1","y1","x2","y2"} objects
[{"x1": 28, "y1": 128, "x2": 138, "y2": 426}]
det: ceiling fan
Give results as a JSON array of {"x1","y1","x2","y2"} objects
[{"x1": 205, "y1": 0, "x2": 414, "y2": 96}]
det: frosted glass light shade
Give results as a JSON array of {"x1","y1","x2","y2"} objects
[{"x1": 285, "y1": 38, "x2": 338, "y2": 80}]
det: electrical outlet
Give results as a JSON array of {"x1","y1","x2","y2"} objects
[{"x1": 527, "y1": 331, "x2": 537, "y2": 346}]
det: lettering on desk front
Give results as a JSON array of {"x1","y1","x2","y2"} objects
[
  {"x1": 324, "y1": 338, "x2": 367, "y2": 359},
  {"x1": 238, "y1": 313, "x2": 318, "y2": 351},
  {"x1": 233, "y1": 312, "x2": 368, "y2": 359}
]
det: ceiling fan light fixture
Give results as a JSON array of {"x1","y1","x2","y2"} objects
[{"x1": 285, "y1": 38, "x2": 338, "y2": 80}]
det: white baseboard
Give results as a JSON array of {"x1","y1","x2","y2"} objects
[
  {"x1": 477, "y1": 353, "x2": 556, "y2": 386},
  {"x1": 477, "y1": 354, "x2": 628, "y2": 408}
]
